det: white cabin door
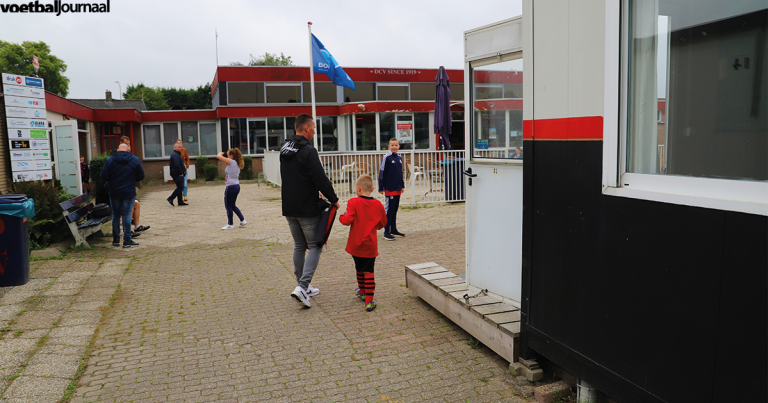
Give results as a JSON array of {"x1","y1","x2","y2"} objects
[
  {"x1": 464, "y1": 19, "x2": 525, "y2": 303},
  {"x1": 53, "y1": 121, "x2": 81, "y2": 196}
]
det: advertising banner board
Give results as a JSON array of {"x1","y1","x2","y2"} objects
[{"x1": 13, "y1": 170, "x2": 53, "y2": 182}]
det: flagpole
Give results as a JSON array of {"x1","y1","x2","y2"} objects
[{"x1": 308, "y1": 22, "x2": 319, "y2": 149}]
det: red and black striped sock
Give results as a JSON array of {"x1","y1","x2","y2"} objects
[
  {"x1": 364, "y1": 272, "x2": 375, "y2": 304},
  {"x1": 356, "y1": 271, "x2": 365, "y2": 295}
]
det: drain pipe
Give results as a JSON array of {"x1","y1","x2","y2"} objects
[{"x1": 577, "y1": 379, "x2": 599, "y2": 403}]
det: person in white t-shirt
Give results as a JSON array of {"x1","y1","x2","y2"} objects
[{"x1": 216, "y1": 148, "x2": 247, "y2": 230}]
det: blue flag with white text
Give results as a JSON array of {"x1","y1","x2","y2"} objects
[{"x1": 311, "y1": 34, "x2": 356, "y2": 90}]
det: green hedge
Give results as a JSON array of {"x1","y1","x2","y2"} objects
[
  {"x1": 240, "y1": 156, "x2": 254, "y2": 180},
  {"x1": 8, "y1": 180, "x2": 75, "y2": 250},
  {"x1": 203, "y1": 165, "x2": 218, "y2": 181}
]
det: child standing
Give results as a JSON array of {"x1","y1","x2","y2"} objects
[
  {"x1": 339, "y1": 174, "x2": 387, "y2": 312},
  {"x1": 80, "y1": 156, "x2": 91, "y2": 193},
  {"x1": 216, "y1": 148, "x2": 247, "y2": 230},
  {"x1": 378, "y1": 138, "x2": 406, "y2": 241}
]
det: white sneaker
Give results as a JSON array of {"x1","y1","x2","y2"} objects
[
  {"x1": 291, "y1": 286, "x2": 311, "y2": 308},
  {"x1": 239, "y1": 220, "x2": 247, "y2": 227},
  {"x1": 221, "y1": 225, "x2": 235, "y2": 230},
  {"x1": 307, "y1": 284, "x2": 320, "y2": 297}
]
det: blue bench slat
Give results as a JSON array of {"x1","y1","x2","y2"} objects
[
  {"x1": 78, "y1": 216, "x2": 110, "y2": 229},
  {"x1": 65, "y1": 204, "x2": 93, "y2": 224},
  {"x1": 59, "y1": 194, "x2": 91, "y2": 211}
]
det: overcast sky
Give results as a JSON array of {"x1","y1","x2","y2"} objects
[{"x1": 3, "y1": 0, "x2": 522, "y2": 99}]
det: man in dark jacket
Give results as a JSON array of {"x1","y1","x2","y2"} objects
[
  {"x1": 101, "y1": 143, "x2": 145, "y2": 248},
  {"x1": 167, "y1": 142, "x2": 188, "y2": 206},
  {"x1": 280, "y1": 113, "x2": 339, "y2": 308}
]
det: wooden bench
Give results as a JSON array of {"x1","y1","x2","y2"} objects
[{"x1": 59, "y1": 194, "x2": 110, "y2": 248}]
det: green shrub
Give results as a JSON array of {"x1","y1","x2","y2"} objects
[
  {"x1": 8, "y1": 180, "x2": 74, "y2": 250},
  {"x1": 195, "y1": 155, "x2": 210, "y2": 171},
  {"x1": 88, "y1": 152, "x2": 110, "y2": 182},
  {"x1": 240, "y1": 156, "x2": 255, "y2": 180},
  {"x1": 203, "y1": 164, "x2": 218, "y2": 181}
]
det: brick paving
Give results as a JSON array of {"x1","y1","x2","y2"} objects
[{"x1": 1, "y1": 182, "x2": 529, "y2": 402}]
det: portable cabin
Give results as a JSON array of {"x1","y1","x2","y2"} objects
[{"x1": 460, "y1": 1, "x2": 767, "y2": 402}]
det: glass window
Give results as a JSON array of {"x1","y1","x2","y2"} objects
[
  {"x1": 321, "y1": 116, "x2": 338, "y2": 151},
  {"x1": 143, "y1": 125, "x2": 161, "y2": 158},
  {"x1": 355, "y1": 114, "x2": 377, "y2": 151},
  {"x1": 267, "y1": 117, "x2": 285, "y2": 151},
  {"x1": 504, "y1": 84, "x2": 523, "y2": 99},
  {"x1": 379, "y1": 113, "x2": 396, "y2": 145},
  {"x1": 410, "y1": 83, "x2": 434, "y2": 101},
  {"x1": 344, "y1": 83, "x2": 376, "y2": 102},
  {"x1": 248, "y1": 120, "x2": 266, "y2": 154},
  {"x1": 266, "y1": 84, "x2": 301, "y2": 103},
  {"x1": 181, "y1": 121, "x2": 199, "y2": 156},
  {"x1": 450, "y1": 83, "x2": 464, "y2": 101},
  {"x1": 302, "y1": 82, "x2": 337, "y2": 103},
  {"x1": 471, "y1": 57, "x2": 524, "y2": 159},
  {"x1": 377, "y1": 84, "x2": 409, "y2": 101},
  {"x1": 414, "y1": 113, "x2": 430, "y2": 150},
  {"x1": 77, "y1": 120, "x2": 88, "y2": 131},
  {"x1": 627, "y1": 1, "x2": 767, "y2": 181},
  {"x1": 475, "y1": 85, "x2": 503, "y2": 100},
  {"x1": 163, "y1": 123, "x2": 179, "y2": 157},
  {"x1": 200, "y1": 123, "x2": 217, "y2": 156},
  {"x1": 229, "y1": 118, "x2": 247, "y2": 154},
  {"x1": 228, "y1": 82, "x2": 263, "y2": 104}
]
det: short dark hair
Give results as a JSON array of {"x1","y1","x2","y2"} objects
[
  {"x1": 295, "y1": 114, "x2": 314, "y2": 133},
  {"x1": 120, "y1": 136, "x2": 130, "y2": 144}
]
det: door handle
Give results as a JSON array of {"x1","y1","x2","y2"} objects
[{"x1": 462, "y1": 168, "x2": 477, "y2": 186}]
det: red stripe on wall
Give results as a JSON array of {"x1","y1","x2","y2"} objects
[{"x1": 522, "y1": 116, "x2": 603, "y2": 141}]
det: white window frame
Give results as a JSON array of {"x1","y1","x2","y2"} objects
[{"x1": 602, "y1": 0, "x2": 768, "y2": 217}]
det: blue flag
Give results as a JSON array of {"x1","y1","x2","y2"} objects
[{"x1": 311, "y1": 34, "x2": 356, "y2": 90}]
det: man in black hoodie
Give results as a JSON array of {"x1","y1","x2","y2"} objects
[
  {"x1": 101, "y1": 143, "x2": 145, "y2": 248},
  {"x1": 280, "y1": 113, "x2": 339, "y2": 308},
  {"x1": 167, "y1": 142, "x2": 188, "y2": 206}
]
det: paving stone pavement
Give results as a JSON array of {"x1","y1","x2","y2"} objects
[{"x1": 1, "y1": 182, "x2": 529, "y2": 402}]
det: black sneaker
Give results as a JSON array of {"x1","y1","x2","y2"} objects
[
  {"x1": 131, "y1": 231, "x2": 140, "y2": 238},
  {"x1": 167, "y1": 198, "x2": 174, "y2": 206},
  {"x1": 123, "y1": 240, "x2": 139, "y2": 248},
  {"x1": 135, "y1": 225, "x2": 150, "y2": 232},
  {"x1": 383, "y1": 233, "x2": 395, "y2": 241},
  {"x1": 112, "y1": 237, "x2": 120, "y2": 246},
  {"x1": 177, "y1": 202, "x2": 189, "y2": 206},
  {"x1": 391, "y1": 231, "x2": 406, "y2": 237}
]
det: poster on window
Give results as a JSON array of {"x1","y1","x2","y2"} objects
[{"x1": 397, "y1": 122, "x2": 413, "y2": 144}]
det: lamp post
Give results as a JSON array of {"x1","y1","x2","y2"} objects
[{"x1": 115, "y1": 81, "x2": 122, "y2": 100}]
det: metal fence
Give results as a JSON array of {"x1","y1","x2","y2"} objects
[{"x1": 263, "y1": 149, "x2": 467, "y2": 204}]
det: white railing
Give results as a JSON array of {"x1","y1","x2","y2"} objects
[{"x1": 262, "y1": 149, "x2": 467, "y2": 204}]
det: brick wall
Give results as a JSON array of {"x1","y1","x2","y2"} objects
[{"x1": 0, "y1": 92, "x2": 11, "y2": 194}]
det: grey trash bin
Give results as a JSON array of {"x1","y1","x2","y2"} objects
[{"x1": 0, "y1": 195, "x2": 35, "y2": 287}]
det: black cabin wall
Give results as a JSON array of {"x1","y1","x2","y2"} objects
[{"x1": 522, "y1": 139, "x2": 767, "y2": 403}]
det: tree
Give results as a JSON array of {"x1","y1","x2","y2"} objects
[
  {"x1": 249, "y1": 52, "x2": 294, "y2": 66},
  {"x1": 124, "y1": 83, "x2": 169, "y2": 110},
  {"x1": 229, "y1": 52, "x2": 294, "y2": 67},
  {"x1": 0, "y1": 40, "x2": 70, "y2": 96}
]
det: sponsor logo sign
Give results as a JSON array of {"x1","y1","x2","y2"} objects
[
  {"x1": 11, "y1": 140, "x2": 30, "y2": 149},
  {"x1": 10, "y1": 150, "x2": 49, "y2": 160},
  {"x1": 29, "y1": 139, "x2": 50, "y2": 149},
  {"x1": 13, "y1": 170, "x2": 52, "y2": 182},
  {"x1": 1, "y1": 72, "x2": 45, "y2": 88},
  {"x1": 5, "y1": 106, "x2": 28, "y2": 118},
  {"x1": 3, "y1": 86, "x2": 26, "y2": 96},
  {"x1": 8, "y1": 119, "x2": 46, "y2": 128},
  {"x1": 4, "y1": 95, "x2": 45, "y2": 109},
  {"x1": 12, "y1": 160, "x2": 50, "y2": 171},
  {"x1": 7, "y1": 128, "x2": 48, "y2": 139}
]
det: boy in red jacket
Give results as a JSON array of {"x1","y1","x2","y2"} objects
[{"x1": 339, "y1": 174, "x2": 387, "y2": 312}]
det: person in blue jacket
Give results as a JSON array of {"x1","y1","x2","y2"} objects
[
  {"x1": 101, "y1": 143, "x2": 145, "y2": 248},
  {"x1": 378, "y1": 138, "x2": 406, "y2": 241},
  {"x1": 167, "y1": 142, "x2": 188, "y2": 207}
]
